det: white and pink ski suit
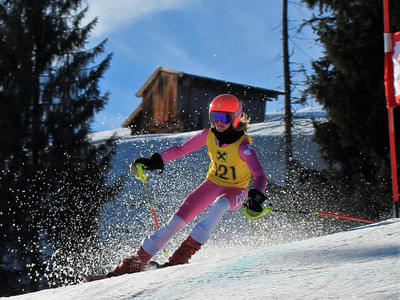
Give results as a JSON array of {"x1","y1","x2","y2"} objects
[{"x1": 141, "y1": 128, "x2": 267, "y2": 256}]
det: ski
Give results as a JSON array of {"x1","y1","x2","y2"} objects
[
  {"x1": 79, "y1": 273, "x2": 110, "y2": 282},
  {"x1": 148, "y1": 260, "x2": 166, "y2": 269},
  {"x1": 80, "y1": 261, "x2": 164, "y2": 282}
]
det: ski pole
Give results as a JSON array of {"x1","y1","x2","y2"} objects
[
  {"x1": 271, "y1": 209, "x2": 376, "y2": 224},
  {"x1": 134, "y1": 163, "x2": 160, "y2": 229},
  {"x1": 133, "y1": 163, "x2": 168, "y2": 256},
  {"x1": 243, "y1": 206, "x2": 376, "y2": 224}
]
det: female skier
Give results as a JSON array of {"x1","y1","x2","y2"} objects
[{"x1": 109, "y1": 94, "x2": 267, "y2": 276}]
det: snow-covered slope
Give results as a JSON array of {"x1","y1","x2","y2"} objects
[
  {"x1": 7, "y1": 219, "x2": 400, "y2": 300},
  {"x1": 6, "y1": 114, "x2": 400, "y2": 299},
  {"x1": 265, "y1": 105, "x2": 327, "y2": 121}
]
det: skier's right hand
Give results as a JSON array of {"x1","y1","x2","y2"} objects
[{"x1": 131, "y1": 153, "x2": 164, "y2": 173}]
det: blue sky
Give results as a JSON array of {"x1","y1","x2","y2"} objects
[{"x1": 84, "y1": 0, "x2": 322, "y2": 132}]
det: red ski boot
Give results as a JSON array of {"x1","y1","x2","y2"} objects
[
  {"x1": 109, "y1": 247, "x2": 152, "y2": 276},
  {"x1": 84, "y1": 248, "x2": 152, "y2": 281},
  {"x1": 162, "y1": 235, "x2": 201, "y2": 267}
]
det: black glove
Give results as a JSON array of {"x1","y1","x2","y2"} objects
[
  {"x1": 244, "y1": 189, "x2": 267, "y2": 216},
  {"x1": 133, "y1": 153, "x2": 164, "y2": 171}
]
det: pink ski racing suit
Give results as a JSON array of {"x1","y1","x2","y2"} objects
[{"x1": 141, "y1": 128, "x2": 267, "y2": 256}]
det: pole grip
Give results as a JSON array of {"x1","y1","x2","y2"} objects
[
  {"x1": 242, "y1": 206, "x2": 273, "y2": 220},
  {"x1": 135, "y1": 163, "x2": 147, "y2": 183}
]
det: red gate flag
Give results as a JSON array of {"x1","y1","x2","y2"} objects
[{"x1": 393, "y1": 32, "x2": 400, "y2": 107}]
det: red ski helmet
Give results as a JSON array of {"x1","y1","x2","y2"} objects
[{"x1": 209, "y1": 94, "x2": 242, "y2": 128}]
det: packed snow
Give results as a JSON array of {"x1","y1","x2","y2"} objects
[
  {"x1": 7, "y1": 219, "x2": 400, "y2": 300},
  {"x1": 5, "y1": 111, "x2": 400, "y2": 299}
]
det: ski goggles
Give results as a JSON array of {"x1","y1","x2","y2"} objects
[{"x1": 210, "y1": 112, "x2": 233, "y2": 124}]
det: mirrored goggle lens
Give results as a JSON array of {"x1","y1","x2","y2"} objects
[{"x1": 210, "y1": 112, "x2": 232, "y2": 124}]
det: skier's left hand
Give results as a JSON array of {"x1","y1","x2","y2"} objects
[
  {"x1": 131, "y1": 153, "x2": 164, "y2": 174},
  {"x1": 244, "y1": 189, "x2": 266, "y2": 216}
]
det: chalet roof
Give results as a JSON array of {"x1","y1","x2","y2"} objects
[
  {"x1": 135, "y1": 67, "x2": 182, "y2": 97},
  {"x1": 135, "y1": 66, "x2": 284, "y2": 98}
]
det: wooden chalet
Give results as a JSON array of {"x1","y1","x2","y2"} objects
[{"x1": 122, "y1": 67, "x2": 284, "y2": 134}]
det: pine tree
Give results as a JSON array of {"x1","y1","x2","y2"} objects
[
  {"x1": 301, "y1": 0, "x2": 400, "y2": 218},
  {"x1": 0, "y1": 1, "x2": 123, "y2": 295}
]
